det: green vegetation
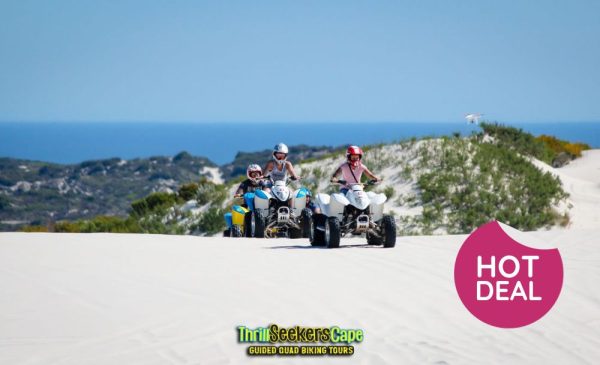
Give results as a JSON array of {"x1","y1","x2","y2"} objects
[
  {"x1": 479, "y1": 122, "x2": 555, "y2": 163},
  {"x1": 20, "y1": 179, "x2": 230, "y2": 235},
  {"x1": 54, "y1": 216, "x2": 141, "y2": 233},
  {"x1": 131, "y1": 192, "x2": 182, "y2": 217},
  {"x1": 196, "y1": 177, "x2": 228, "y2": 206},
  {"x1": 383, "y1": 186, "x2": 395, "y2": 199},
  {"x1": 415, "y1": 137, "x2": 567, "y2": 233},
  {"x1": 9, "y1": 123, "x2": 586, "y2": 236},
  {"x1": 0, "y1": 153, "x2": 217, "y2": 230},
  {"x1": 177, "y1": 182, "x2": 199, "y2": 201},
  {"x1": 192, "y1": 207, "x2": 227, "y2": 235}
]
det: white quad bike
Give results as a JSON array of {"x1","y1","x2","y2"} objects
[
  {"x1": 246, "y1": 178, "x2": 312, "y2": 239},
  {"x1": 312, "y1": 180, "x2": 396, "y2": 248}
]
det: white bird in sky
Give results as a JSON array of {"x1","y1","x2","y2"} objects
[{"x1": 465, "y1": 113, "x2": 483, "y2": 124}]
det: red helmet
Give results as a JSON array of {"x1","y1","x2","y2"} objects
[{"x1": 346, "y1": 145, "x2": 363, "y2": 167}]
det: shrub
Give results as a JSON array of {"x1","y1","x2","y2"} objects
[
  {"x1": 0, "y1": 195, "x2": 9, "y2": 209},
  {"x1": 197, "y1": 180, "x2": 227, "y2": 206},
  {"x1": 178, "y1": 183, "x2": 199, "y2": 201},
  {"x1": 54, "y1": 221, "x2": 81, "y2": 233},
  {"x1": 536, "y1": 135, "x2": 590, "y2": 158},
  {"x1": 131, "y1": 192, "x2": 181, "y2": 216},
  {"x1": 479, "y1": 122, "x2": 555, "y2": 163},
  {"x1": 195, "y1": 207, "x2": 227, "y2": 234},
  {"x1": 384, "y1": 186, "x2": 395, "y2": 199},
  {"x1": 79, "y1": 216, "x2": 141, "y2": 233},
  {"x1": 416, "y1": 138, "x2": 567, "y2": 233},
  {"x1": 20, "y1": 225, "x2": 49, "y2": 232}
]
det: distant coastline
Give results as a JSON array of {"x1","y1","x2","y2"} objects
[{"x1": 1, "y1": 121, "x2": 599, "y2": 165}]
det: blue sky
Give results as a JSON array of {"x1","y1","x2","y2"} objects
[{"x1": 0, "y1": 0, "x2": 598, "y2": 123}]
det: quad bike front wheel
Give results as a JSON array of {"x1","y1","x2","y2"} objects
[
  {"x1": 301, "y1": 208, "x2": 312, "y2": 238},
  {"x1": 310, "y1": 214, "x2": 326, "y2": 246},
  {"x1": 324, "y1": 217, "x2": 341, "y2": 249},
  {"x1": 243, "y1": 212, "x2": 253, "y2": 237},
  {"x1": 249, "y1": 211, "x2": 266, "y2": 238},
  {"x1": 231, "y1": 225, "x2": 243, "y2": 237},
  {"x1": 382, "y1": 215, "x2": 397, "y2": 248}
]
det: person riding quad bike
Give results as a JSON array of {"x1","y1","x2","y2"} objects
[
  {"x1": 330, "y1": 145, "x2": 380, "y2": 190},
  {"x1": 262, "y1": 143, "x2": 301, "y2": 190},
  {"x1": 223, "y1": 164, "x2": 265, "y2": 237},
  {"x1": 310, "y1": 145, "x2": 395, "y2": 248},
  {"x1": 305, "y1": 189, "x2": 321, "y2": 215},
  {"x1": 234, "y1": 164, "x2": 265, "y2": 201}
]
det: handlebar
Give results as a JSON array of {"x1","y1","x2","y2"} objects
[
  {"x1": 330, "y1": 179, "x2": 380, "y2": 187},
  {"x1": 260, "y1": 176, "x2": 302, "y2": 183}
]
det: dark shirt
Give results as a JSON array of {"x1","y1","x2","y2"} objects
[
  {"x1": 307, "y1": 201, "x2": 318, "y2": 212},
  {"x1": 236, "y1": 179, "x2": 264, "y2": 194}
]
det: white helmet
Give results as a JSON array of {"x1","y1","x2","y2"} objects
[
  {"x1": 272, "y1": 143, "x2": 289, "y2": 166},
  {"x1": 246, "y1": 164, "x2": 262, "y2": 183}
]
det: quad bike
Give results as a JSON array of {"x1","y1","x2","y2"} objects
[
  {"x1": 312, "y1": 180, "x2": 396, "y2": 248},
  {"x1": 246, "y1": 178, "x2": 313, "y2": 239},
  {"x1": 223, "y1": 192, "x2": 256, "y2": 237}
]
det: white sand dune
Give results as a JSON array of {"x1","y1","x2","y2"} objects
[
  {"x1": 1, "y1": 150, "x2": 598, "y2": 364},
  {"x1": 0, "y1": 230, "x2": 599, "y2": 365},
  {"x1": 530, "y1": 149, "x2": 600, "y2": 230}
]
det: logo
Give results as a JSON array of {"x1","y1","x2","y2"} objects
[
  {"x1": 237, "y1": 324, "x2": 363, "y2": 356},
  {"x1": 454, "y1": 221, "x2": 563, "y2": 328}
]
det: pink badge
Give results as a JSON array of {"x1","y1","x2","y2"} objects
[{"x1": 454, "y1": 221, "x2": 563, "y2": 328}]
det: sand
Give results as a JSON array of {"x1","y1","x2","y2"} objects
[{"x1": 0, "y1": 150, "x2": 598, "y2": 364}]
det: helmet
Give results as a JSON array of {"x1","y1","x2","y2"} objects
[
  {"x1": 346, "y1": 145, "x2": 363, "y2": 168},
  {"x1": 246, "y1": 164, "x2": 262, "y2": 183},
  {"x1": 272, "y1": 143, "x2": 289, "y2": 166}
]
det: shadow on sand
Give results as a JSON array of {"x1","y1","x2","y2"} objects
[{"x1": 266, "y1": 243, "x2": 381, "y2": 250}]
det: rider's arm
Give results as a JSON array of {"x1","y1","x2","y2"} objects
[
  {"x1": 263, "y1": 161, "x2": 273, "y2": 178},
  {"x1": 363, "y1": 166, "x2": 380, "y2": 182},
  {"x1": 330, "y1": 166, "x2": 342, "y2": 182},
  {"x1": 286, "y1": 161, "x2": 300, "y2": 180},
  {"x1": 235, "y1": 182, "x2": 246, "y2": 196}
]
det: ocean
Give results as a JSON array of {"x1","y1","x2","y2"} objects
[{"x1": 1, "y1": 121, "x2": 599, "y2": 165}]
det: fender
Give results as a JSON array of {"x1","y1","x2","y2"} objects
[
  {"x1": 253, "y1": 189, "x2": 271, "y2": 217},
  {"x1": 231, "y1": 205, "x2": 249, "y2": 226},
  {"x1": 331, "y1": 193, "x2": 350, "y2": 206},
  {"x1": 366, "y1": 192, "x2": 387, "y2": 222},
  {"x1": 243, "y1": 192, "x2": 256, "y2": 211},
  {"x1": 291, "y1": 188, "x2": 307, "y2": 215},
  {"x1": 366, "y1": 192, "x2": 387, "y2": 205},
  {"x1": 327, "y1": 193, "x2": 348, "y2": 220},
  {"x1": 316, "y1": 193, "x2": 330, "y2": 206},
  {"x1": 223, "y1": 212, "x2": 233, "y2": 228},
  {"x1": 255, "y1": 189, "x2": 272, "y2": 200}
]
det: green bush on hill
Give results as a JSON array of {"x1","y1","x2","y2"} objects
[
  {"x1": 131, "y1": 192, "x2": 182, "y2": 216},
  {"x1": 178, "y1": 183, "x2": 199, "y2": 201},
  {"x1": 416, "y1": 137, "x2": 567, "y2": 233},
  {"x1": 479, "y1": 122, "x2": 555, "y2": 164}
]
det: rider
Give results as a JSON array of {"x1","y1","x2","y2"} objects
[
  {"x1": 234, "y1": 164, "x2": 265, "y2": 205},
  {"x1": 223, "y1": 164, "x2": 264, "y2": 236},
  {"x1": 330, "y1": 145, "x2": 380, "y2": 194},
  {"x1": 262, "y1": 143, "x2": 301, "y2": 191},
  {"x1": 305, "y1": 189, "x2": 321, "y2": 214}
]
